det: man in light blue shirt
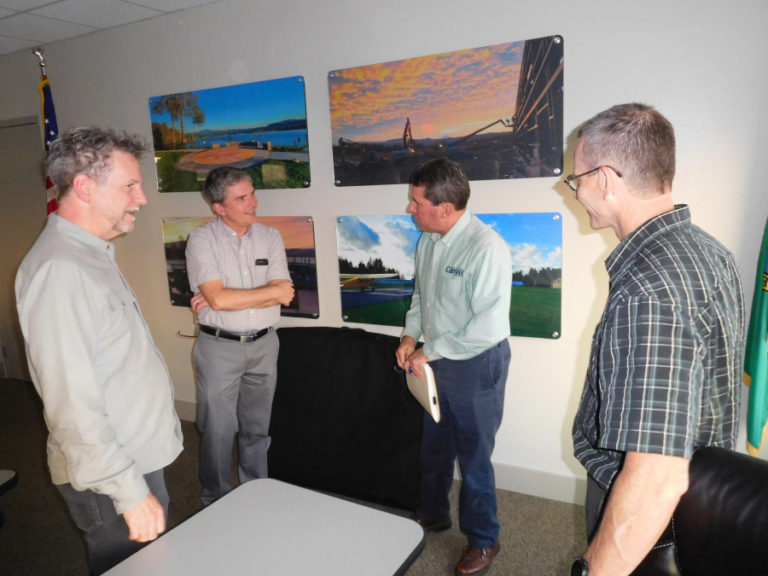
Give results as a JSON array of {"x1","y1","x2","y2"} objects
[{"x1": 396, "y1": 158, "x2": 511, "y2": 576}]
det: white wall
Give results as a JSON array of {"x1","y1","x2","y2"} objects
[{"x1": 1, "y1": 0, "x2": 766, "y2": 503}]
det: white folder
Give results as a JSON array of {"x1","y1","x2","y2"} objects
[{"x1": 406, "y1": 363, "x2": 440, "y2": 423}]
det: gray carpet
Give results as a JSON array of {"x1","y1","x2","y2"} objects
[{"x1": 0, "y1": 378, "x2": 586, "y2": 575}]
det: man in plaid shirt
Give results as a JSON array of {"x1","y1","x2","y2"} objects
[{"x1": 566, "y1": 104, "x2": 745, "y2": 576}]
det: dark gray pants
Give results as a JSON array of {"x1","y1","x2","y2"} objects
[
  {"x1": 56, "y1": 469, "x2": 168, "y2": 575},
  {"x1": 585, "y1": 474, "x2": 609, "y2": 542},
  {"x1": 194, "y1": 329, "x2": 279, "y2": 506}
]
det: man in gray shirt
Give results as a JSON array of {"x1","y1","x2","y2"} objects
[
  {"x1": 15, "y1": 127, "x2": 183, "y2": 575},
  {"x1": 186, "y1": 166, "x2": 294, "y2": 505}
]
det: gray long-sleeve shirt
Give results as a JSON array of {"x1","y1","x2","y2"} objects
[{"x1": 15, "y1": 214, "x2": 183, "y2": 514}]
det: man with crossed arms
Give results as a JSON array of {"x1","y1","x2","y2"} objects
[{"x1": 186, "y1": 166, "x2": 294, "y2": 506}]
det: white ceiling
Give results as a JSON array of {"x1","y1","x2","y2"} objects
[{"x1": 0, "y1": 0, "x2": 219, "y2": 57}]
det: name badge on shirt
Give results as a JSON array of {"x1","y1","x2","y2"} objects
[{"x1": 255, "y1": 258, "x2": 269, "y2": 265}]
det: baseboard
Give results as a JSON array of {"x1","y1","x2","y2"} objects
[
  {"x1": 175, "y1": 398, "x2": 197, "y2": 423},
  {"x1": 173, "y1": 398, "x2": 586, "y2": 506},
  {"x1": 493, "y1": 462, "x2": 586, "y2": 505}
]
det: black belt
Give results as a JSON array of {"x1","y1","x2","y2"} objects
[{"x1": 199, "y1": 325, "x2": 271, "y2": 342}]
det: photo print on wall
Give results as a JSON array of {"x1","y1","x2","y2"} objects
[
  {"x1": 328, "y1": 35, "x2": 563, "y2": 186},
  {"x1": 149, "y1": 76, "x2": 310, "y2": 192},
  {"x1": 336, "y1": 212, "x2": 562, "y2": 339}
]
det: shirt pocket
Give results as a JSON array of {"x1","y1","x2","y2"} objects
[
  {"x1": 99, "y1": 290, "x2": 136, "y2": 363},
  {"x1": 250, "y1": 249, "x2": 271, "y2": 285},
  {"x1": 437, "y1": 267, "x2": 468, "y2": 302},
  {"x1": 105, "y1": 289, "x2": 135, "y2": 316}
]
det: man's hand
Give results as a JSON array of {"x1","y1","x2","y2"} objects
[
  {"x1": 395, "y1": 336, "x2": 416, "y2": 370},
  {"x1": 190, "y1": 292, "x2": 210, "y2": 315},
  {"x1": 268, "y1": 279, "x2": 295, "y2": 306},
  {"x1": 405, "y1": 348, "x2": 428, "y2": 379},
  {"x1": 395, "y1": 336, "x2": 428, "y2": 378},
  {"x1": 123, "y1": 492, "x2": 166, "y2": 543},
  {"x1": 197, "y1": 278, "x2": 295, "y2": 311}
]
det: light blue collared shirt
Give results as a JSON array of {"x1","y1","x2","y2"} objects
[{"x1": 402, "y1": 210, "x2": 512, "y2": 360}]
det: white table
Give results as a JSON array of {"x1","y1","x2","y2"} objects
[
  {"x1": 105, "y1": 478, "x2": 424, "y2": 575},
  {"x1": 0, "y1": 470, "x2": 16, "y2": 494}
]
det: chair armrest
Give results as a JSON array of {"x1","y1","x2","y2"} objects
[{"x1": 674, "y1": 447, "x2": 768, "y2": 576}]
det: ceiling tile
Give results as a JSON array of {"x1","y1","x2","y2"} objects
[
  {"x1": 0, "y1": 33, "x2": 38, "y2": 55},
  {"x1": 0, "y1": 0, "x2": 220, "y2": 56},
  {"x1": 0, "y1": 12, "x2": 94, "y2": 42},
  {"x1": 129, "y1": 0, "x2": 219, "y2": 12},
  {"x1": 0, "y1": 0, "x2": 54, "y2": 10},
  {"x1": 32, "y1": 0, "x2": 162, "y2": 29}
]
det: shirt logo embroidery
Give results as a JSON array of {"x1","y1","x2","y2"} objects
[
  {"x1": 255, "y1": 258, "x2": 269, "y2": 265},
  {"x1": 445, "y1": 266, "x2": 464, "y2": 276}
]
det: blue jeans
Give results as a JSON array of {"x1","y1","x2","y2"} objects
[
  {"x1": 417, "y1": 340, "x2": 510, "y2": 548},
  {"x1": 56, "y1": 469, "x2": 168, "y2": 575}
]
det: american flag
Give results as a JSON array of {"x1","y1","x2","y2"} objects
[{"x1": 38, "y1": 78, "x2": 59, "y2": 214}]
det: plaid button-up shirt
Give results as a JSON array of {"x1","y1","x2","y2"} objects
[{"x1": 573, "y1": 205, "x2": 745, "y2": 490}]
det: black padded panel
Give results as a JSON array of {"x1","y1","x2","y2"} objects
[
  {"x1": 630, "y1": 520, "x2": 680, "y2": 576},
  {"x1": 268, "y1": 327, "x2": 422, "y2": 511},
  {"x1": 673, "y1": 446, "x2": 768, "y2": 576}
]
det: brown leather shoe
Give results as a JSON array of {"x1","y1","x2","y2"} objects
[{"x1": 454, "y1": 542, "x2": 500, "y2": 576}]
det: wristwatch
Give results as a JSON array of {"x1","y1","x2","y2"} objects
[{"x1": 571, "y1": 557, "x2": 589, "y2": 576}]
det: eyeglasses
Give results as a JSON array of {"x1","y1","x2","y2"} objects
[{"x1": 564, "y1": 165, "x2": 622, "y2": 192}]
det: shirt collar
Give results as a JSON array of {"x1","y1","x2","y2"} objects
[
  {"x1": 50, "y1": 213, "x2": 115, "y2": 253},
  {"x1": 606, "y1": 204, "x2": 690, "y2": 281},
  {"x1": 215, "y1": 216, "x2": 251, "y2": 239}
]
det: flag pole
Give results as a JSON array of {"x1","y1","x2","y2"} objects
[
  {"x1": 33, "y1": 47, "x2": 47, "y2": 80},
  {"x1": 34, "y1": 47, "x2": 59, "y2": 214}
]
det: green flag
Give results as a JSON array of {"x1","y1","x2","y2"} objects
[{"x1": 745, "y1": 217, "x2": 768, "y2": 455}]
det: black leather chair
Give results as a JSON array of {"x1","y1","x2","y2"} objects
[
  {"x1": 0, "y1": 469, "x2": 17, "y2": 528},
  {"x1": 633, "y1": 446, "x2": 768, "y2": 576}
]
